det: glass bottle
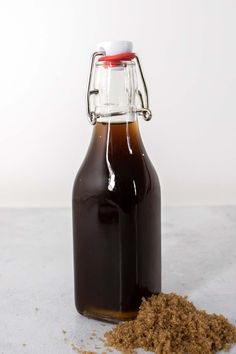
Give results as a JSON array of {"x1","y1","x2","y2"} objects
[{"x1": 72, "y1": 41, "x2": 161, "y2": 322}]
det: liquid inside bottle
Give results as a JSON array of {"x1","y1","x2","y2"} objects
[{"x1": 73, "y1": 42, "x2": 161, "y2": 322}]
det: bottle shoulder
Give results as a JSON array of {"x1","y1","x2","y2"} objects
[
  {"x1": 73, "y1": 151, "x2": 160, "y2": 201},
  {"x1": 73, "y1": 121, "x2": 160, "y2": 202}
]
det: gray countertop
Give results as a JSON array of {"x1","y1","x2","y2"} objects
[{"x1": 0, "y1": 207, "x2": 236, "y2": 354}]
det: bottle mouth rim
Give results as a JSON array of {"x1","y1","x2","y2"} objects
[{"x1": 95, "y1": 61, "x2": 135, "y2": 68}]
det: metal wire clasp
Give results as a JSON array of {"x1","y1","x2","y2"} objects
[
  {"x1": 87, "y1": 52, "x2": 152, "y2": 125},
  {"x1": 87, "y1": 52, "x2": 104, "y2": 125}
]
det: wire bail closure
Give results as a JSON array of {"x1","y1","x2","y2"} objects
[{"x1": 87, "y1": 52, "x2": 152, "y2": 125}]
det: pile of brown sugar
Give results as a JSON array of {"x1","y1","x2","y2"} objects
[{"x1": 105, "y1": 293, "x2": 236, "y2": 354}]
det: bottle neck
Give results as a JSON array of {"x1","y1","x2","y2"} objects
[
  {"x1": 90, "y1": 120, "x2": 145, "y2": 158},
  {"x1": 88, "y1": 120, "x2": 146, "y2": 193},
  {"x1": 93, "y1": 61, "x2": 138, "y2": 123}
]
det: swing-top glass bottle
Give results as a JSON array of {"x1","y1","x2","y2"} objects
[{"x1": 72, "y1": 41, "x2": 161, "y2": 322}]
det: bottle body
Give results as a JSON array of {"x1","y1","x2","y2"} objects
[{"x1": 72, "y1": 120, "x2": 161, "y2": 322}]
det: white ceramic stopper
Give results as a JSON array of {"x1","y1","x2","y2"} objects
[{"x1": 97, "y1": 40, "x2": 133, "y2": 55}]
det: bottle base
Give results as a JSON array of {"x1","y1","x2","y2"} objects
[{"x1": 78, "y1": 307, "x2": 138, "y2": 323}]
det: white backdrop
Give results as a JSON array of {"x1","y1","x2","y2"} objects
[{"x1": 0, "y1": 0, "x2": 235, "y2": 207}]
